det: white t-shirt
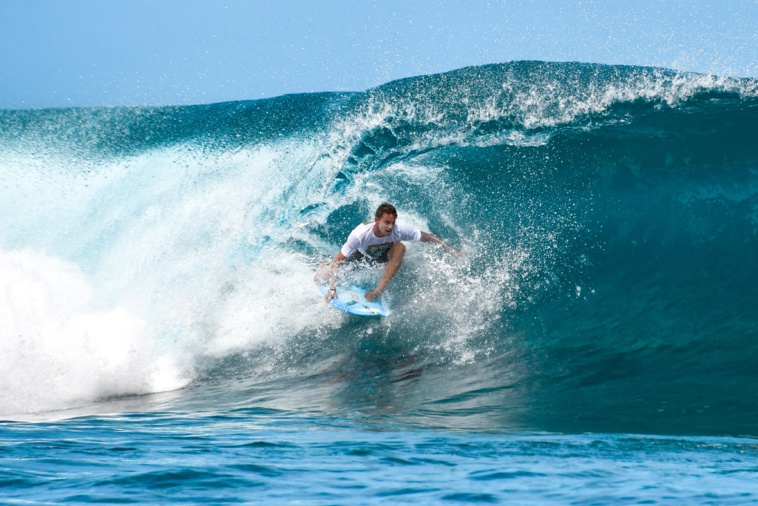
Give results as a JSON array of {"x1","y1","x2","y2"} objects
[{"x1": 340, "y1": 221, "x2": 422, "y2": 260}]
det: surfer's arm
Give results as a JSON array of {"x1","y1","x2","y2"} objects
[
  {"x1": 316, "y1": 251, "x2": 347, "y2": 300},
  {"x1": 420, "y1": 231, "x2": 464, "y2": 257}
]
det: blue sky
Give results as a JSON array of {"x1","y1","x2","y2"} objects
[{"x1": 1, "y1": 0, "x2": 755, "y2": 109}]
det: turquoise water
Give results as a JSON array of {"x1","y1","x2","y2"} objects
[
  {"x1": 1, "y1": 61, "x2": 757, "y2": 503},
  {"x1": 4, "y1": 410, "x2": 758, "y2": 504}
]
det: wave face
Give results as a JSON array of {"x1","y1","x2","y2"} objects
[{"x1": 1, "y1": 62, "x2": 757, "y2": 435}]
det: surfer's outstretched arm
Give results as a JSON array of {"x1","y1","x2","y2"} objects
[
  {"x1": 420, "y1": 231, "x2": 465, "y2": 258},
  {"x1": 315, "y1": 251, "x2": 347, "y2": 300}
]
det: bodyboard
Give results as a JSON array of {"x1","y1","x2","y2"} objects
[{"x1": 318, "y1": 284, "x2": 390, "y2": 317}]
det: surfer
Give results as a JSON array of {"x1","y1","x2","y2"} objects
[{"x1": 316, "y1": 203, "x2": 463, "y2": 302}]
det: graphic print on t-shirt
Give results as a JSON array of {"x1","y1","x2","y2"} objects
[{"x1": 365, "y1": 242, "x2": 395, "y2": 259}]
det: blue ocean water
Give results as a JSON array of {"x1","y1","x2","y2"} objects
[{"x1": 1, "y1": 61, "x2": 757, "y2": 503}]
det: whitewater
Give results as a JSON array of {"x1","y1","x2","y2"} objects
[{"x1": 1, "y1": 61, "x2": 757, "y2": 503}]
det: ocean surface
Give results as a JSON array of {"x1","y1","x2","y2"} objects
[{"x1": 1, "y1": 61, "x2": 757, "y2": 503}]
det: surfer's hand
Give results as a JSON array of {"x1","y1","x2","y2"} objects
[
  {"x1": 325, "y1": 288, "x2": 337, "y2": 301},
  {"x1": 365, "y1": 290, "x2": 380, "y2": 302}
]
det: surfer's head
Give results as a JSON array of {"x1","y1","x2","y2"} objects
[
  {"x1": 375, "y1": 203, "x2": 397, "y2": 220},
  {"x1": 374, "y1": 203, "x2": 397, "y2": 237}
]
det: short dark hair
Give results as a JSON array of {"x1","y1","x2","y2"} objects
[{"x1": 375, "y1": 202, "x2": 397, "y2": 219}]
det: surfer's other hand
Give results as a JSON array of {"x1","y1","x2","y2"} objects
[
  {"x1": 365, "y1": 290, "x2": 380, "y2": 302},
  {"x1": 325, "y1": 288, "x2": 337, "y2": 301}
]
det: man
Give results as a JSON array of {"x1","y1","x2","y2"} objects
[{"x1": 317, "y1": 203, "x2": 463, "y2": 302}]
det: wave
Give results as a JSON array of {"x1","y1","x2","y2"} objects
[{"x1": 1, "y1": 61, "x2": 757, "y2": 434}]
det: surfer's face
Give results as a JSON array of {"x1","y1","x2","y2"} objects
[{"x1": 374, "y1": 213, "x2": 396, "y2": 237}]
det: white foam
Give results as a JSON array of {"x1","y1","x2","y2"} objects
[
  {"x1": 0, "y1": 249, "x2": 187, "y2": 416},
  {"x1": 197, "y1": 252, "x2": 341, "y2": 359}
]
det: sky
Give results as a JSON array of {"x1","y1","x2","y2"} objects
[{"x1": 1, "y1": 0, "x2": 756, "y2": 109}]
